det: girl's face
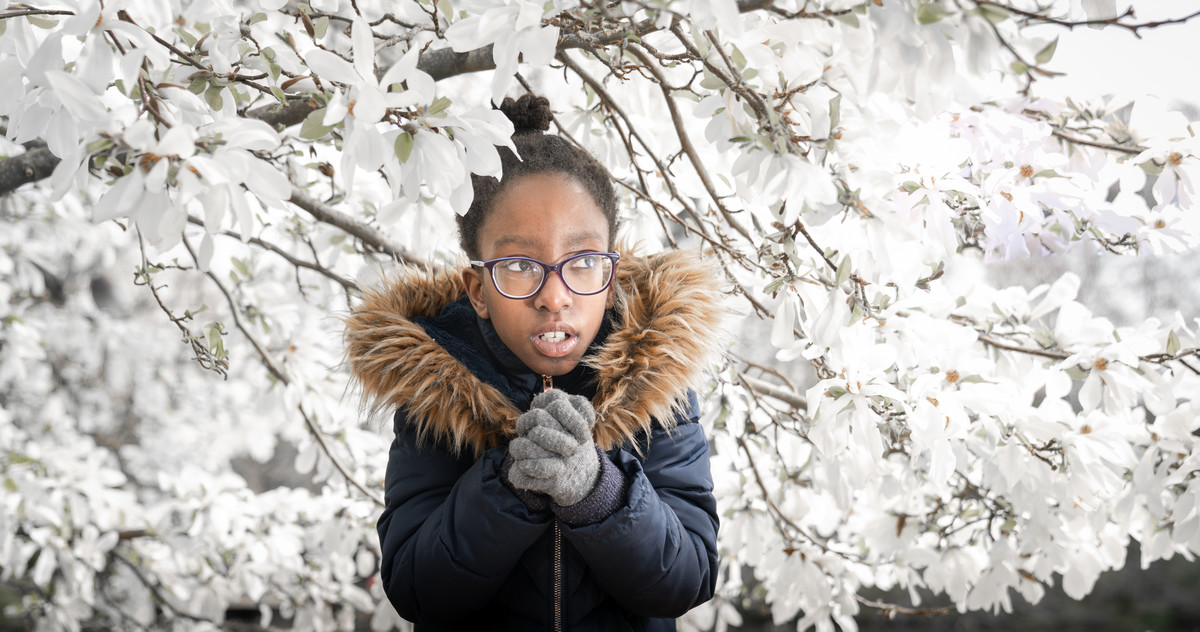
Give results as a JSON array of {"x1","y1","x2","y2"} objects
[{"x1": 463, "y1": 173, "x2": 613, "y2": 377}]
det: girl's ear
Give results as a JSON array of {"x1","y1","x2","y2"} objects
[
  {"x1": 462, "y1": 268, "x2": 490, "y2": 319},
  {"x1": 605, "y1": 284, "x2": 615, "y2": 310}
]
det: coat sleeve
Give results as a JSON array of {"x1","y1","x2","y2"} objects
[
  {"x1": 560, "y1": 389, "x2": 720, "y2": 617},
  {"x1": 377, "y1": 410, "x2": 551, "y2": 623}
]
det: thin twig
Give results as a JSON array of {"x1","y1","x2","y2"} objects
[
  {"x1": 855, "y1": 594, "x2": 956, "y2": 618},
  {"x1": 627, "y1": 43, "x2": 755, "y2": 244},
  {"x1": 1052, "y1": 129, "x2": 1144, "y2": 156},
  {"x1": 180, "y1": 235, "x2": 384, "y2": 506},
  {"x1": 289, "y1": 189, "x2": 418, "y2": 263},
  {"x1": 185, "y1": 215, "x2": 359, "y2": 292},
  {"x1": 739, "y1": 373, "x2": 808, "y2": 411},
  {"x1": 973, "y1": 0, "x2": 1200, "y2": 36}
]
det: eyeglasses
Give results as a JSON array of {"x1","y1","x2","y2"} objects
[{"x1": 471, "y1": 252, "x2": 620, "y2": 300}]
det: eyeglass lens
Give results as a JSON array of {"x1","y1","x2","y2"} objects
[{"x1": 492, "y1": 254, "x2": 613, "y2": 298}]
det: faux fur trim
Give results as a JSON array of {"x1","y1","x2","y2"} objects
[{"x1": 343, "y1": 251, "x2": 728, "y2": 454}]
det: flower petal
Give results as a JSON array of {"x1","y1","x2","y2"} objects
[{"x1": 305, "y1": 49, "x2": 357, "y2": 84}]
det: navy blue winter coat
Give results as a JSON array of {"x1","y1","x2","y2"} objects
[{"x1": 345, "y1": 252, "x2": 727, "y2": 631}]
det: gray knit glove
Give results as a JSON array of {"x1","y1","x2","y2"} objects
[{"x1": 507, "y1": 389, "x2": 599, "y2": 507}]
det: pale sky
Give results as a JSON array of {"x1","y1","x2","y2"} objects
[{"x1": 1036, "y1": 1, "x2": 1200, "y2": 112}]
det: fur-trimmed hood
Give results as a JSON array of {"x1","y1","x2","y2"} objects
[{"x1": 344, "y1": 250, "x2": 727, "y2": 455}]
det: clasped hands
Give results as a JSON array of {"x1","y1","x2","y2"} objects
[{"x1": 507, "y1": 389, "x2": 600, "y2": 508}]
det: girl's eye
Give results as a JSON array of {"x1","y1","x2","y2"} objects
[
  {"x1": 500, "y1": 260, "x2": 538, "y2": 275},
  {"x1": 569, "y1": 255, "x2": 599, "y2": 270}
]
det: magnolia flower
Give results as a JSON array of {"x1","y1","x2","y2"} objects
[
  {"x1": 443, "y1": 0, "x2": 559, "y2": 104},
  {"x1": 92, "y1": 121, "x2": 196, "y2": 248},
  {"x1": 304, "y1": 17, "x2": 433, "y2": 195},
  {"x1": 200, "y1": 14, "x2": 243, "y2": 75},
  {"x1": 1053, "y1": 302, "x2": 1158, "y2": 413},
  {"x1": 805, "y1": 315, "x2": 907, "y2": 461},
  {"x1": 1135, "y1": 140, "x2": 1198, "y2": 210}
]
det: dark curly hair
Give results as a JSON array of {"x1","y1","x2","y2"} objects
[{"x1": 456, "y1": 94, "x2": 618, "y2": 261}]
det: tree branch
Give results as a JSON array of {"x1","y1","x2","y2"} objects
[
  {"x1": 978, "y1": 334, "x2": 1070, "y2": 360},
  {"x1": 854, "y1": 594, "x2": 955, "y2": 619},
  {"x1": 185, "y1": 215, "x2": 359, "y2": 292},
  {"x1": 288, "y1": 189, "x2": 418, "y2": 263},
  {"x1": 739, "y1": 374, "x2": 808, "y2": 411},
  {"x1": 1051, "y1": 129, "x2": 1144, "y2": 156},
  {"x1": 627, "y1": 43, "x2": 754, "y2": 244},
  {"x1": 973, "y1": 1, "x2": 1200, "y2": 36},
  {"x1": 180, "y1": 235, "x2": 384, "y2": 507},
  {"x1": 0, "y1": 147, "x2": 60, "y2": 196}
]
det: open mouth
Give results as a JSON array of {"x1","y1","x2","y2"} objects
[{"x1": 531, "y1": 325, "x2": 578, "y2": 358}]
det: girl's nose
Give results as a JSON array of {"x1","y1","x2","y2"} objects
[{"x1": 535, "y1": 270, "x2": 573, "y2": 312}]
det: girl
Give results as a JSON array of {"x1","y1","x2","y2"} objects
[{"x1": 345, "y1": 94, "x2": 725, "y2": 631}]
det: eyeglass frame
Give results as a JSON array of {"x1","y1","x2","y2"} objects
[{"x1": 469, "y1": 251, "x2": 621, "y2": 300}]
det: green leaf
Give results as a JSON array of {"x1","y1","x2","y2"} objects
[
  {"x1": 916, "y1": 3, "x2": 946, "y2": 25},
  {"x1": 394, "y1": 131, "x2": 414, "y2": 163},
  {"x1": 426, "y1": 96, "x2": 452, "y2": 118},
  {"x1": 204, "y1": 86, "x2": 224, "y2": 111},
  {"x1": 270, "y1": 86, "x2": 287, "y2": 102},
  {"x1": 248, "y1": 12, "x2": 268, "y2": 25},
  {"x1": 232, "y1": 257, "x2": 250, "y2": 277},
  {"x1": 763, "y1": 277, "x2": 787, "y2": 296},
  {"x1": 1035, "y1": 37, "x2": 1059, "y2": 65},
  {"x1": 205, "y1": 323, "x2": 226, "y2": 359},
  {"x1": 174, "y1": 27, "x2": 197, "y2": 48},
  {"x1": 833, "y1": 11, "x2": 860, "y2": 28},
  {"x1": 436, "y1": 0, "x2": 454, "y2": 24},
  {"x1": 26, "y1": 14, "x2": 59, "y2": 29},
  {"x1": 1166, "y1": 330, "x2": 1181, "y2": 357},
  {"x1": 700, "y1": 68, "x2": 725, "y2": 91},
  {"x1": 300, "y1": 108, "x2": 334, "y2": 140},
  {"x1": 313, "y1": 16, "x2": 329, "y2": 40},
  {"x1": 731, "y1": 46, "x2": 747, "y2": 72},
  {"x1": 188, "y1": 77, "x2": 207, "y2": 94},
  {"x1": 828, "y1": 93, "x2": 842, "y2": 131},
  {"x1": 689, "y1": 21, "x2": 708, "y2": 58},
  {"x1": 977, "y1": 3, "x2": 1010, "y2": 24},
  {"x1": 1010, "y1": 60, "x2": 1029, "y2": 74},
  {"x1": 85, "y1": 138, "x2": 115, "y2": 154},
  {"x1": 836, "y1": 255, "x2": 852, "y2": 285},
  {"x1": 0, "y1": 18, "x2": 6, "y2": 36},
  {"x1": 670, "y1": 89, "x2": 700, "y2": 102}
]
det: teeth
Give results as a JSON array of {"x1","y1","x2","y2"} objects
[{"x1": 540, "y1": 332, "x2": 567, "y2": 343}]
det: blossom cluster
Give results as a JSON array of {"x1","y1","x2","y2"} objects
[{"x1": 1, "y1": 0, "x2": 1197, "y2": 630}]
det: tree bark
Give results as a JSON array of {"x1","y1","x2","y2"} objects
[{"x1": 0, "y1": 147, "x2": 60, "y2": 197}]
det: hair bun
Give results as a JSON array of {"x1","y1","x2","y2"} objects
[{"x1": 500, "y1": 94, "x2": 553, "y2": 134}]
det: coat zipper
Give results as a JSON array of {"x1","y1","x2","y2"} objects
[
  {"x1": 542, "y1": 374, "x2": 564, "y2": 632},
  {"x1": 553, "y1": 520, "x2": 563, "y2": 632}
]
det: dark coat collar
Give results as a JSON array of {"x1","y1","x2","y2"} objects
[{"x1": 344, "y1": 250, "x2": 727, "y2": 455}]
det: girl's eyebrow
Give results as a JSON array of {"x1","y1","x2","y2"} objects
[{"x1": 492, "y1": 231, "x2": 605, "y2": 251}]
